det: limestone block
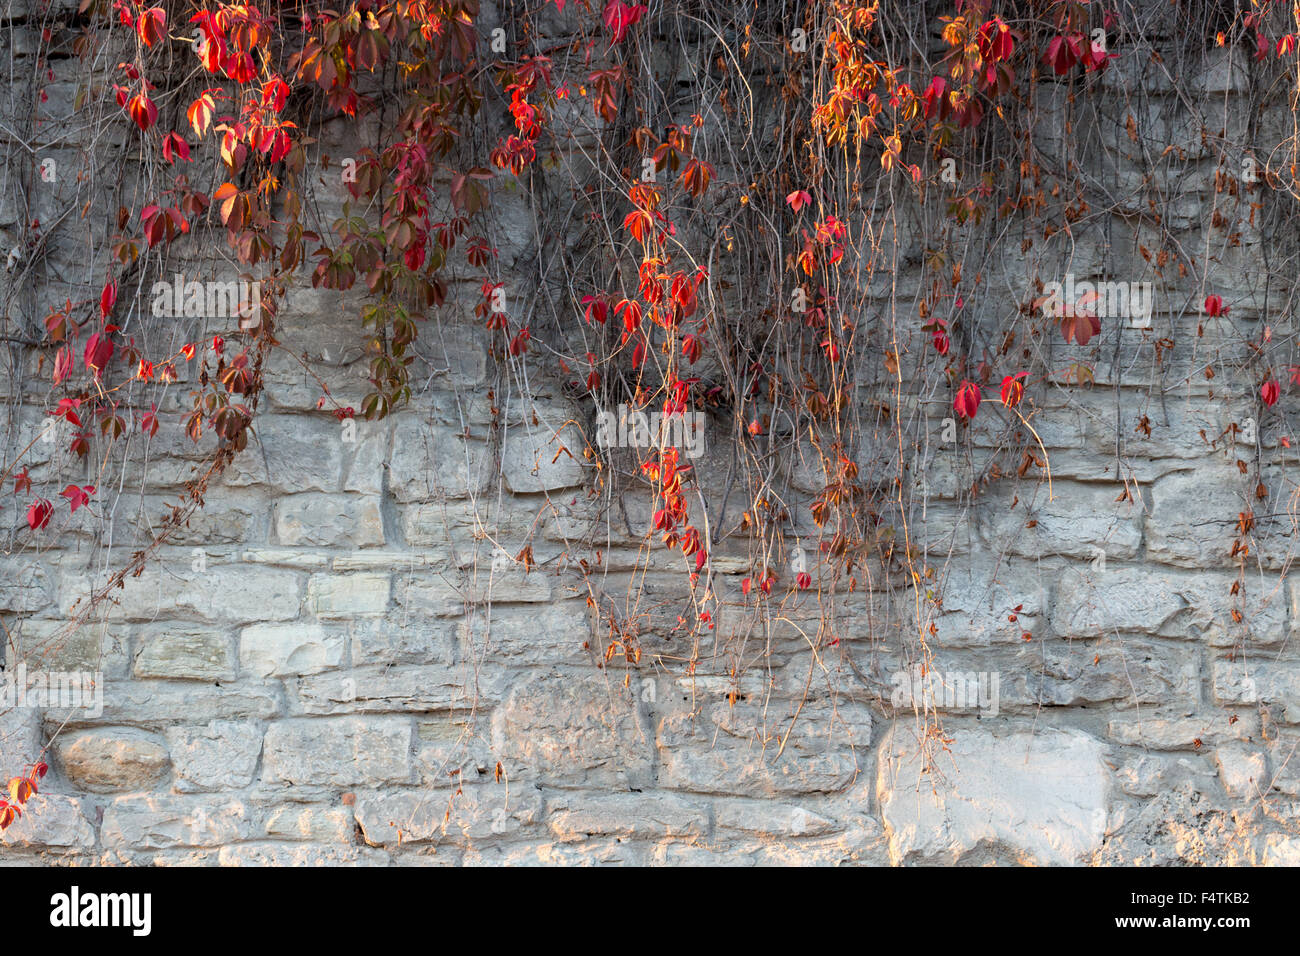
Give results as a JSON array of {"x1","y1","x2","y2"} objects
[
  {"x1": 167, "y1": 720, "x2": 263, "y2": 792},
  {"x1": 261, "y1": 717, "x2": 413, "y2": 786},
  {"x1": 56, "y1": 727, "x2": 170, "y2": 793},
  {"x1": 877, "y1": 726, "x2": 1109, "y2": 864}
]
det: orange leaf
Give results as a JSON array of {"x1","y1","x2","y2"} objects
[{"x1": 187, "y1": 93, "x2": 216, "y2": 138}]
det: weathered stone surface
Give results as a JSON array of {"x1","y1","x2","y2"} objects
[
  {"x1": 167, "y1": 721, "x2": 263, "y2": 792},
  {"x1": 240, "y1": 623, "x2": 343, "y2": 678},
  {"x1": 307, "y1": 573, "x2": 391, "y2": 619},
  {"x1": 389, "y1": 416, "x2": 491, "y2": 501},
  {"x1": 288, "y1": 665, "x2": 506, "y2": 715},
  {"x1": 133, "y1": 625, "x2": 236, "y2": 681},
  {"x1": 264, "y1": 805, "x2": 352, "y2": 842},
  {"x1": 492, "y1": 672, "x2": 654, "y2": 787},
  {"x1": 1263, "y1": 835, "x2": 1300, "y2": 866},
  {"x1": 221, "y1": 415, "x2": 343, "y2": 492},
  {"x1": 656, "y1": 697, "x2": 873, "y2": 797},
  {"x1": 129, "y1": 493, "x2": 264, "y2": 546},
  {"x1": 57, "y1": 728, "x2": 170, "y2": 793},
  {"x1": 1145, "y1": 469, "x2": 1241, "y2": 568},
  {"x1": 1093, "y1": 782, "x2": 1254, "y2": 865},
  {"x1": 1107, "y1": 716, "x2": 1225, "y2": 750},
  {"x1": 0, "y1": 559, "x2": 52, "y2": 612},
  {"x1": 1006, "y1": 637, "x2": 1199, "y2": 709},
  {"x1": 548, "y1": 792, "x2": 708, "y2": 842},
  {"x1": 1114, "y1": 754, "x2": 1175, "y2": 798},
  {"x1": 217, "y1": 843, "x2": 391, "y2": 866},
  {"x1": 711, "y1": 798, "x2": 837, "y2": 838},
  {"x1": 461, "y1": 569, "x2": 552, "y2": 603},
  {"x1": 1215, "y1": 745, "x2": 1268, "y2": 799},
  {"x1": 501, "y1": 424, "x2": 584, "y2": 493},
  {"x1": 355, "y1": 786, "x2": 543, "y2": 845},
  {"x1": 980, "y1": 481, "x2": 1145, "y2": 560},
  {"x1": 1212, "y1": 660, "x2": 1300, "y2": 722},
  {"x1": 62, "y1": 567, "x2": 302, "y2": 624},
  {"x1": 931, "y1": 564, "x2": 1044, "y2": 647},
  {"x1": 877, "y1": 727, "x2": 1109, "y2": 865},
  {"x1": 6, "y1": 618, "x2": 130, "y2": 677},
  {"x1": 45, "y1": 682, "x2": 281, "y2": 731},
  {"x1": 1051, "y1": 568, "x2": 1185, "y2": 637},
  {"x1": 391, "y1": 574, "x2": 466, "y2": 617},
  {"x1": 1051, "y1": 568, "x2": 1285, "y2": 645},
  {"x1": 101, "y1": 795, "x2": 255, "y2": 850},
  {"x1": 0, "y1": 794, "x2": 95, "y2": 849},
  {"x1": 349, "y1": 618, "x2": 456, "y2": 666},
  {"x1": 457, "y1": 602, "x2": 591, "y2": 664},
  {"x1": 421, "y1": 327, "x2": 488, "y2": 388},
  {"x1": 274, "y1": 493, "x2": 385, "y2": 547},
  {"x1": 262, "y1": 717, "x2": 413, "y2": 786},
  {"x1": 343, "y1": 422, "x2": 391, "y2": 496},
  {"x1": 462, "y1": 839, "x2": 642, "y2": 867},
  {"x1": 0, "y1": 700, "x2": 45, "y2": 771}
]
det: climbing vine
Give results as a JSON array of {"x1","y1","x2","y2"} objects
[{"x1": 3, "y1": 0, "x2": 1300, "y2": 816}]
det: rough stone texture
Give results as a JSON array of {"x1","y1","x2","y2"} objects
[
  {"x1": 261, "y1": 717, "x2": 413, "y2": 786},
  {"x1": 168, "y1": 721, "x2": 264, "y2": 792},
  {"x1": 306, "y1": 573, "x2": 391, "y2": 619},
  {"x1": 101, "y1": 795, "x2": 255, "y2": 851},
  {"x1": 547, "y1": 792, "x2": 707, "y2": 843},
  {"x1": 240, "y1": 624, "x2": 344, "y2": 678},
  {"x1": 355, "y1": 786, "x2": 545, "y2": 846},
  {"x1": 877, "y1": 727, "x2": 1109, "y2": 864},
  {"x1": 274, "y1": 493, "x2": 385, "y2": 548},
  {"x1": 4, "y1": 6, "x2": 1300, "y2": 866},
  {"x1": 0, "y1": 794, "x2": 96, "y2": 850},
  {"x1": 0, "y1": 560, "x2": 52, "y2": 613},
  {"x1": 491, "y1": 672, "x2": 654, "y2": 788},
  {"x1": 657, "y1": 697, "x2": 873, "y2": 797},
  {"x1": 500, "y1": 423, "x2": 585, "y2": 493},
  {"x1": 56, "y1": 728, "x2": 170, "y2": 793},
  {"x1": 133, "y1": 626, "x2": 236, "y2": 681}
]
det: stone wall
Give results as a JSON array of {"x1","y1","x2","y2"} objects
[{"x1": 2, "y1": 1, "x2": 1300, "y2": 866}]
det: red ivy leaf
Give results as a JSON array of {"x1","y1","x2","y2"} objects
[
  {"x1": 187, "y1": 92, "x2": 217, "y2": 138},
  {"x1": 954, "y1": 380, "x2": 982, "y2": 419},
  {"x1": 26, "y1": 498, "x2": 52, "y2": 531},
  {"x1": 60, "y1": 484, "x2": 94, "y2": 513},
  {"x1": 52, "y1": 346, "x2": 73, "y2": 385},
  {"x1": 127, "y1": 93, "x2": 158, "y2": 131},
  {"x1": 136, "y1": 7, "x2": 166, "y2": 47},
  {"x1": 1001, "y1": 373, "x2": 1027, "y2": 407},
  {"x1": 1060, "y1": 311, "x2": 1102, "y2": 346},
  {"x1": 84, "y1": 331, "x2": 114, "y2": 374},
  {"x1": 162, "y1": 132, "x2": 191, "y2": 164},
  {"x1": 99, "y1": 279, "x2": 117, "y2": 318},
  {"x1": 1045, "y1": 34, "x2": 1082, "y2": 75},
  {"x1": 602, "y1": 0, "x2": 646, "y2": 44}
]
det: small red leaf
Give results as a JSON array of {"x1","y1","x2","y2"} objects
[
  {"x1": 99, "y1": 279, "x2": 117, "y2": 318},
  {"x1": 26, "y1": 498, "x2": 52, "y2": 531},
  {"x1": 954, "y1": 380, "x2": 982, "y2": 420}
]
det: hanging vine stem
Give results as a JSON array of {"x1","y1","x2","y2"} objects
[{"x1": 0, "y1": 0, "x2": 1298, "y2": 808}]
